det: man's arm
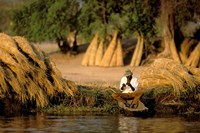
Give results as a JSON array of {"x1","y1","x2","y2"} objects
[
  {"x1": 126, "y1": 82, "x2": 135, "y2": 91},
  {"x1": 120, "y1": 77, "x2": 127, "y2": 91},
  {"x1": 120, "y1": 83, "x2": 126, "y2": 91}
]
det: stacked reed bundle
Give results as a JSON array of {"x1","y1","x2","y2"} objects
[
  {"x1": 95, "y1": 40, "x2": 105, "y2": 66},
  {"x1": 137, "y1": 58, "x2": 200, "y2": 101},
  {"x1": 116, "y1": 39, "x2": 124, "y2": 66},
  {"x1": 100, "y1": 31, "x2": 118, "y2": 67},
  {"x1": 81, "y1": 31, "x2": 124, "y2": 67},
  {"x1": 185, "y1": 42, "x2": 200, "y2": 68},
  {"x1": 109, "y1": 38, "x2": 124, "y2": 67},
  {"x1": 81, "y1": 33, "x2": 99, "y2": 66},
  {"x1": 0, "y1": 33, "x2": 77, "y2": 108},
  {"x1": 186, "y1": 66, "x2": 200, "y2": 85},
  {"x1": 179, "y1": 38, "x2": 197, "y2": 64},
  {"x1": 138, "y1": 66, "x2": 184, "y2": 96},
  {"x1": 151, "y1": 58, "x2": 197, "y2": 90},
  {"x1": 130, "y1": 33, "x2": 144, "y2": 67}
]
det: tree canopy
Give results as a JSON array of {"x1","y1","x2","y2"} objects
[
  {"x1": 10, "y1": 0, "x2": 200, "y2": 67},
  {"x1": 11, "y1": 0, "x2": 80, "y2": 42},
  {"x1": 11, "y1": 0, "x2": 159, "y2": 43}
]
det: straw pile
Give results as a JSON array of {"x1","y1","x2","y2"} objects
[
  {"x1": 137, "y1": 58, "x2": 200, "y2": 99},
  {"x1": 81, "y1": 31, "x2": 124, "y2": 67},
  {"x1": 0, "y1": 33, "x2": 77, "y2": 109}
]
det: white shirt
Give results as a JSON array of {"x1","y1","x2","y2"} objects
[{"x1": 119, "y1": 76, "x2": 138, "y2": 93}]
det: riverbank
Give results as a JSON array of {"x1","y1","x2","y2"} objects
[{"x1": 34, "y1": 43, "x2": 200, "y2": 119}]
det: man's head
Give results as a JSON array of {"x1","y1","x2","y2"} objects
[{"x1": 124, "y1": 69, "x2": 133, "y2": 78}]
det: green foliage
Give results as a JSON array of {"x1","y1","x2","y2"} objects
[
  {"x1": 77, "y1": 0, "x2": 106, "y2": 41},
  {"x1": 10, "y1": 0, "x2": 160, "y2": 43},
  {"x1": 11, "y1": 0, "x2": 80, "y2": 42},
  {"x1": 78, "y1": 0, "x2": 160, "y2": 42},
  {"x1": 125, "y1": 0, "x2": 160, "y2": 40},
  {"x1": 78, "y1": 0, "x2": 131, "y2": 41}
]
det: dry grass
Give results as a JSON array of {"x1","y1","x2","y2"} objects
[
  {"x1": 116, "y1": 39, "x2": 124, "y2": 66},
  {"x1": 95, "y1": 40, "x2": 104, "y2": 66},
  {"x1": 81, "y1": 33, "x2": 98, "y2": 66},
  {"x1": 0, "y1": 33, "x2": 77, "y2": 109},
  {"x1": 151, "y1": 58, "x2": 197, "y2": 90},
  {"x1": 89, "y1": 34, "x2": 99, "y2": 66},
  {"x1": 13, "y1": 36, "x2": 46, "y2": 69},
  {"x1": 137, "y1": 58, "x2": 200, "y2": 99},
  {"x1": 100, "y1": 31, "x2": 118, "y2": 67}
]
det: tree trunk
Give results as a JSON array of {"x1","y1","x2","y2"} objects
[
  {"x1": 71, "y1": 31, "x2": 79, "y2": 54},
  {"x1": 159, "y1": 0, "x2": 181, "y2": 63},
  {"x1": 160, "y1": 14, "x2": 181, "y2": 63},
  {"x1": 56, "y1": 38, "x2": 70, "y2": 54}
]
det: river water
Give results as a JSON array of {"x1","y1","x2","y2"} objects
[{"x1": 0, "y1": 113, "x2": 199, "y2": 133}]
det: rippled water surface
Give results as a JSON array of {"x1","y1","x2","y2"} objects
[{"x1": 0, "y1": 113, "x2": 199, "y2": 133}]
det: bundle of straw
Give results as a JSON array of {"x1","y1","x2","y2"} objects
[
  {"x1": 81, "y1": 33, "x2": 98, "y2": 66},
  {"x1": 13, "y1": 36, "x2": 46, "y2": 69},
  {"x1": 151, "y1": 58, "x2": 197, "y2": 90},
  {"x1": 138, "y1": 67, "x2": 185, "y2": 96},
  {"x1": 100, "y1": 31, "x2": 118, "y2": 67},
  {"x1": 95, "y1": 40, "x2": 104, "y2": 66},
  {"x1": 89, "y1": 34, "x2": 99, "y2": 66},
  {"x1": 116, "y1": 39, "x2": 124, "y2": 66},
  {"x1": 0, "y1": 33, "x2": 77, "y2": 108}
]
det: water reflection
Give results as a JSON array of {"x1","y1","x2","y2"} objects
[
  {"x1": 0, "y1": 113, "x2": 199, "y2": 133},
  {"x1": 118, "y1": 115, "x2": 200, "y2": 133}
]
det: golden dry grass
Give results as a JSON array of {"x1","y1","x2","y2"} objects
[
  {"x1": 81, "y1": 33, "x2": 98, "y2": 66},
  {"x1": 95, "y1": 40, "x2": 104, "y2": 66},
  {"x1": 13, "y1": 36, "x2": 46, "y2": 69},
  {"x1": 100, "y1": 31, "x2": 118, "y2": 67},
  {"x1": 116, "y1": 39, "x2": 124, "y2": 66},
  {"x1": 89, "y1": 34, "x2": 99, "y2": 66},
  {"x1": 110, "y1": 49, "x2": 117, "y2": 67},
  {"x1": 0, "y1": 33, "x2": 77, "y2": 108},
  {"x1": 137, "y1": 58, "x2": 200, "y2": 98},
  {"x1": 151, "y1": 58, "x2": 197, "y2": 89}
]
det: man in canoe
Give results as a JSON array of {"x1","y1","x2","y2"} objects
[{"x1": 112, "y1": 69, "x2": 147, "y2": 110}]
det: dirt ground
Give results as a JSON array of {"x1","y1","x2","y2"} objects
[{"x1": 35, "y1": 43, "x2": 131, "y2": 85}]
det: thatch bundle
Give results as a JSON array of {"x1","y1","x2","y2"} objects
[
  {"x1": 116, "y1": 39, "x2": 124, "y2": 66},
  {"x1": 81, "y1": 31, "x2": 124, "y2": 67},
  {"x1": 0, "y1": 33, "x2": 77, "y2": 110},
  {"x1": 137, "y1": 58, "x2": 200, "y2": 99},
  {"x1": 185, "y1": 42, "x2": 200, "y2": 67},
  {"x1": 100, "y1": 31, "x2": 118, "y2": 67},
  {"x1": 95, "y1": 40, "x2": 105, "y2": 66},
  {"x1": 81, "y1": 33, "x2": 99, "y2": 66}
]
